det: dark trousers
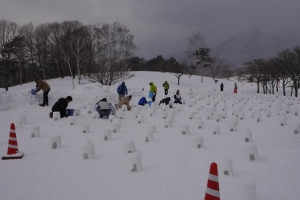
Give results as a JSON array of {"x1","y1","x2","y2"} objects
[
  {"x1": 174, "y1": 99, "x2": 182, "y2": 104},
  {"x1": 97, "y1": 109, "x2": 110, "y2": 118},
  {"x1": 164, "y1": 89, "x2": 168, "y2": 95},
  {"x1": 152, "y1": 94, "x2": 156, "y2": 102},
  {"x1": 43, "y1": 89, "x2": 50, "y2": 105}
]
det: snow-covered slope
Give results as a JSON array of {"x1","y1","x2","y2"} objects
[
  {"x1": 211, "y1": 30, "x2": 294, "y2": 66},
  {"x1": 0, "y1": 72, "x2": 299, "y2": 200}
]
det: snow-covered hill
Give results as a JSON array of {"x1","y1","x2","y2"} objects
[
  {"x1": 211, "y1": 30, "x2": 295, "y2": 66},
  {"x1": 0, "y1": 72, "x2": 299, "y2": 200}
]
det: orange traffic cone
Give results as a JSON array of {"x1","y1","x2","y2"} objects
[
  {"x1": 204, "y1": 162, "x2": 220, "y2": 200},
  {"x1": 2, "y1": 123, "x2": 24, "y2": 160}
]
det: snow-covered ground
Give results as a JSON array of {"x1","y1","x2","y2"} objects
[{"x1": 0, "y1": 71, "x2": 299, "y2": 200}]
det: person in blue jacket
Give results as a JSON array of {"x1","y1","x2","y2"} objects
[
  {"x1": 138, "y1": 97, "x2": 148, "y2": 106},
  {"x1": 117, "y1": 81, "x2": 128, "y2": 101}
]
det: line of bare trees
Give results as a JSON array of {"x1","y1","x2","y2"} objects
[
  {"x1": 0, "y1": 20, "x2": 137, "y2": 91},
  {"x1": 238, "y1": 46, "x2": 300, "y2": 97}
]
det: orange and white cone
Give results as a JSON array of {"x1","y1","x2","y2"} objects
[
  {"x1": 2, "y1": 123, "x2": 24, "y2": 160},
  {"x1": 204, "y1": 162, "x2": 220, "y2": 200}
]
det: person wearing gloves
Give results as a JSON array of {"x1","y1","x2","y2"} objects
[
  {"x1": 49, "y1": 96, "x2": 72, "y2": 118},
  {"x1": 149, "y1": 82, "x2": 157, "y2": 102}
]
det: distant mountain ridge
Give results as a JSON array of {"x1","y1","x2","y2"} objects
[
  {"x1": 210, "y1": 30, "x2": 295, "y2": 67},
  {"x1": 166, "y1": 30, "x2": 298, "y2": 67}
]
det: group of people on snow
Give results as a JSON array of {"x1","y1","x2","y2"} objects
[
  {"x1": 33, "y1": 78, "x2": 73, "y2": 119},
  {"x1": 219, "y1": 82, "x2": 238, "y2": 93},
  {"x1": 35, "y1": 76, "x2": 239, "y2": 120}
]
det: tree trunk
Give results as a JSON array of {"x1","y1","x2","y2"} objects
[
  {"x1": 76, "y1": 58, "x2": 81, "y2": 84},
  {"x1": 67, "y1": 60, "x2": 75, "y2": 90}
]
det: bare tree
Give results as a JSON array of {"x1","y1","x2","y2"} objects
[
  {"x1": 185, "y1": 31, "x2": 207, "y2": 63},
  {"x1": 48, "y1": 22, "x2": 66, "y2": 78},
  {"x1": 0, "y1": 20, "x2": 19, "y2": 90},
  {"x1": 291, "y1": 46, "x2": 300, "y2": 97},
  {"x1": 276, "y1": 50, "x2": 292, "y2": 96},
  {"x1": 11, "y1": 36, "x2": 28, "y2": 85},
  {"x1": 207, "y1": 57, "x2": 229, "y2": 80},
  {"x1": 60, "y1": 20, "x2": 83, "y2": 80},
  {"x1": 243, "y1": 59, "x2": 265, "y2": 93},
  {"x1": 33, "y1": 23, "x2": 52, "y2": 80},
  {"x1": 20, "y1": 22, "x2": 36, "y2": 79},
  {"x1": 90, "y1": 22, "x2": 137, "y2": 85},
  {"x1": 277, "y1": 47, "x2": 300, "y2": 97},
  {"x1": 221, "y1": 69, "x2": 234, "y2": 80},
  {"x1": 193, "y1": 48, "x2": 213, "y2": 82},
  {"x1": 165, "y1": 57, "x2": 192, "y2": 85},
  {"x1": 185, "y1": 31, "x2": 209, "y2": 82},
  {"x1": 266, "y1": 58, "x2": 280, "y2": 94}
]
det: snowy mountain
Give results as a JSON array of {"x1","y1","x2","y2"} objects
[
  {"x1": 166, "y1": 30, "x2": 297, "y2": 67},
  {"x1": 210, "y1": 30, "x2": 295, "y2": 67}
]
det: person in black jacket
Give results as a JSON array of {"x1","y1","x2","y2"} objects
[
  {"x1": 159, "y1": 97, "x2": 171, "y2": 106},
  {"x1": 50, "y1": 96, "x2": 73, "y2": 118},
  {"x1": 220, "y1": 82, "x2": 224, "y2": 91}
]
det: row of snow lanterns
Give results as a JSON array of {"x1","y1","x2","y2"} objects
[{"x1": 31, "y1": 115, "x2": 260, "y2": 165}]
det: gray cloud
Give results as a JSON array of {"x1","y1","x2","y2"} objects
[{"x1": 1, "y1": 0, "x2": 300, "y2": 59}]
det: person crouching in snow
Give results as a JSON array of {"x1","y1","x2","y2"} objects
[
  {"x1": 138, "y1": 97, "x2": 148, "y2": 106},
  {"x1": 159, "y1": 97, "x2": 171, "y2": 106},
  {"x1": 95, "y1": 98, "x2": 115, "y2": 118},
  {"x1": 174, "y1": 90, "x2": 182, "y2": 104},
  {"x1": 49, "y1": 96, "x2": 72, "y2": 118},
  {"x1": 117, "y1": 95, "x2": 132, "y2": 111}
]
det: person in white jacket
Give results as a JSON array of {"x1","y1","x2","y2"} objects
[
  {"x1": 95, "y1": 98, "x2": 115, "y2": 118},
  {"x1": 174, "y1": 90, "x2": 182, "y2": 104}
]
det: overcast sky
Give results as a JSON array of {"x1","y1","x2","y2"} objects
[{"x1": 1, "y1": 0, "x2": 300, "y2": 59}]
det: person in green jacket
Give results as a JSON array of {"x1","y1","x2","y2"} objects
[
  {"x1": 149, "y1": 82, "x2": 157, "y2": 102},
  {"x1": 162, "y1": 81, "x2": 169, "y2": 95}
]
